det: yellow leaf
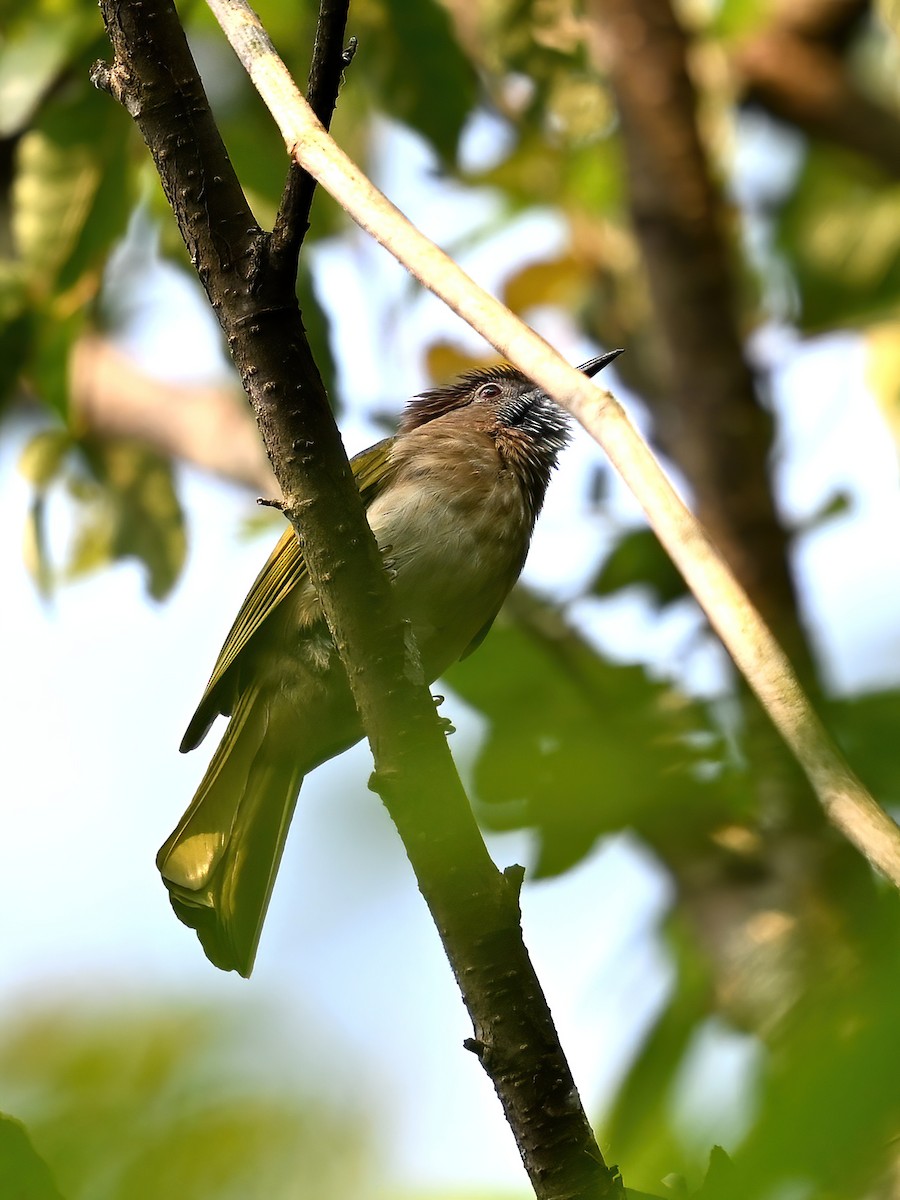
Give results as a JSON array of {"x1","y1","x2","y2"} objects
[
  {"x1": 503, "y1": 253, "x2": 587, "y2": 314},
  {"x1": 424, "y1": 342, "x2": 498, "y2": 384},
  {"x1": 18, "y1": 428, "x2": 71, "y2": 487},
  {"x1": 878, "y1": 0, "x2": 900, "y2": 45},
  {"x1": 865, "y1": 321, "x2": 900, "y2": 449}
]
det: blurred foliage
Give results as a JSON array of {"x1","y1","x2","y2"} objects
[
  {"x1": 0, "y1": 1114, "x2": 64, "y2": 1199},
  {"x1": 4, "y1": 0, "x2": 900, "y2": 1198},
  {"x1": 603, "y1": 870, "x2": 900, "y2": 1198},
  {"x1": 0, "y1": 1000, "x2": 372, "y2": 1200},
  {"x1": 591, "y1": 527, "x2": 688, "y2": 609},
  {"x1": 448, "y1": 595, "x2": 745, "y2": 876},
  {"x1": 776, "y1": 144, "x2": 900, "y2": 332},
  {"x1": 20, "y1": 429, "x2": 185, "y2": 599}
]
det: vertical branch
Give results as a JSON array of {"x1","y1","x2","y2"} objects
[
  {"x1": 270, "y1": 0, "x2": 352, "y2": 274},
  {"x1": 590, "y1": 0, "x2": 815, "y2": 682}
]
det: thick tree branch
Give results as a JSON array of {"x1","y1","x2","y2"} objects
[
  {"x1": 590, "y1": 0, "x2": 813, "y2": 682},
  {"x1": 202, "y1": 0, "x2": 900, "y2": 885},
  {"x1": 92, "y1": 2, "x2": 620, "y2": 1196}
]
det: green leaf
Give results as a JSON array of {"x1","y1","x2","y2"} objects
[
  {"x1": 0, "y1": 10, "x2": 95, "y2": 137},
  {"x1": 12, "y1": 131, "x2": 100, "y2": 287},
  {"x1": 776, "y1": 143, "x2": 900, "y2": 332},
  {"x1": 22, "y1": 493, "x2": 54, "y2": 599},
  {"x1": 0, "y1": 300, "x2": 33, "y2": 413},
  {"x1": 19, "y1": 428, "x2": 73, "y2": 487},
  {"x1": 361, "y1": 0, "x2": 477, "y2": 161},
  {"x1": 0, "y1": 1115, "x2": 65, "y2": 1200},
  {"x1": 447, "y1": 594, "x2": 739, "y2": 876},
  {"x1": 11, "y1": 48, "x2": 133, "y2": 303},
  {"x1": 18, "y1": 431, "x2": 189, "y2": 601},
  {"x1": 692, "y1": 1147, "x2": 735, "y2": 1200},
  {"x1": 0, "y1": 1001, "x2": 373, "y2": 1200},
  {"x1": 27, "y1": 307, "x2": 86, "y2": 417},
  {"x1": 709, "y1": 0, "x2": 774, "y2": 38},
  {"x1": 475, "y1": 130, "x2": 623, "y2": 213},
  {"x1": 605, "y1": 917, "x2": 713, "y2": 1193},
  {"x1": 831, "y1": 688, "x2": 900, "y2": 804},
  {"x1": 792, "y1": 489, "x2": 851, "y2": 535},
  {"x1": 729, "y1": 887, "x2": 900, "y2": 1198},
  {"x1": 72, "y1": 440, "x2": 188, "y2": 600},
  {"x1": 593, "y1": 527, "x2": 687, "y2": 608}
]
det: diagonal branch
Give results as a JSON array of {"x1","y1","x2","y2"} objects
[
  {"x1": 92, "y1": 1, "x2": 621, "y2": 1195},
  {"x1": 735, "y1": 30, "x2": 900, "y2": 177},
  {"x1": 203, "y1": 0, "x2": 900, "y2": 887},
  {"x1": 71, "y1": 335, "x2": 276, "y2": 491},
  {"x1": 727, "y1": 0, "x2": 900, "y2": 178}
]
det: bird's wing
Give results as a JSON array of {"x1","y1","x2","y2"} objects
[
  {"x1": 459, "y1": 613, "x2": 499, "y2": 660},
  {"x1": 181, "y1": 437, "x2": 396, "y2": 751}
]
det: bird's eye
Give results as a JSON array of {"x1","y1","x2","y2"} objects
[{"x1": 478, "y1": 382, "x2": 502, "y2": 400}]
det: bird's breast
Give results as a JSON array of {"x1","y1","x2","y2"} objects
[{"x1": 364, "y1": 437, "x2": 533, "y2": 679}]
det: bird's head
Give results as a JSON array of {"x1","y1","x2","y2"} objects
[{"x1": 398, "y1": 349, "x2": 622, "y2": 515}]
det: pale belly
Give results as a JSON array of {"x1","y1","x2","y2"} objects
[{"x1": 365, "y1": 472, "x2": 531, "y2": 681}]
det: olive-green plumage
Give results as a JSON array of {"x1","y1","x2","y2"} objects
[{"x1": 157, "y1": 352, "x2": 621, "y2": 976}]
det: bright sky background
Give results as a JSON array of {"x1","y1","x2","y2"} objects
[{"x1": 3, "y1": 115, "x2": 900, "y2": 1195}]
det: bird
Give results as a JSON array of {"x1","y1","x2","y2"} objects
[{"x1": 157, "y1": 349, "x2": 623, "y2": 976}]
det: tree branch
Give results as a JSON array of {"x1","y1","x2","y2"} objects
[
  {"x1": 202, "y1": 0, "x2": 900, "y2": 886},
  {"x1": 92, "y1": 1, "x2": 621, "y2": 1195},
  {"x1": 269, "y1": 0, "x2": 352, "y2": 280},
  {"x1": 735, "y1": 30, "x2": 900, "y2": 178},
  {"x1": 70, "y1": 336, "x2": 276, "y2": 492},
  {"x1": 590, "y1": 0, "x2": 813, "y2": 682},
  {"x1": 758, "y1": 0, "x2": 868, "y2": 44}
]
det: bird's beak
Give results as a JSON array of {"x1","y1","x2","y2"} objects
[{"x1": 578, "y1": 349, "x2": 624, "y2": 378}]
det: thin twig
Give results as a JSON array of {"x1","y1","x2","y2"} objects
[
  {"x1": 269, "y1": 0, "x2": 351, "y2": 277},
  {"x1": 204, "y1": 0, "x2": 900, "y2": 888}
]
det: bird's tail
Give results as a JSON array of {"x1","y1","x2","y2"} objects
[{"x1": 157, "y1": 689, "x2": 304, "y2": 977}]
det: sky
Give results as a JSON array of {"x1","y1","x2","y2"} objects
[{"x1": 3, "y1": 114, "x2": 900, "y2": 1195}]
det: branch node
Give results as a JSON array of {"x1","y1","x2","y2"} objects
[
  {"x1": 257, "y1": 496, "x2": 285, "y2": 511},
  {"x1": 90, "y1": 59, "x2": 132, "y2": 107},
  {"x1": 503, "y1": 863, "x2": 526, "y2": 905},
  {"x1": 342, "y1": 35, "x2": 358, "y2": 66},
  {"x1": 90, "y1": 60, "x2": 113, "y2": 93},
  {"x1": 368, "y1": 766, "x2": 400, "y2": 799},
  {"x1": 463, "y1": 1037, "x2": 486, "y2": 1058}
]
